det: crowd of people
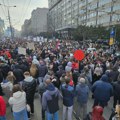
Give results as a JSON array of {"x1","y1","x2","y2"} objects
[{"x1": 0, "y1": 39, "x2": 120, "y2": 120}]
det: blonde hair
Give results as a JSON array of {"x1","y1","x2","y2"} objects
[
  {"x1": 30, "y1": 64, "x2": 38, "y2": 78},
  {"x1": 6, "y1": 74, "x2": 16, "y2": 83},
  {"x1": 116, "y1": 104, "x2": 120, "y2": 118}
]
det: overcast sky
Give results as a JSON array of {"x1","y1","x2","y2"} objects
[{"x1": 0, "y1": 0, "x2": 48, "y2": 31}]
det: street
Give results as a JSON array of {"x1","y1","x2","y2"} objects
[{"x1": 6, "y1": 92, "x2": 112, "y2": 120}]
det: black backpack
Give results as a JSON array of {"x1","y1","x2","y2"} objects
[{"x1": 47, "y1": 94, "x2": 59, "y2": 114}]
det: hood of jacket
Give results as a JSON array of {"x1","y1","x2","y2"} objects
[
  {"x1": 92, "y1": 106, "x2": 104, "y2": 120},
  {"x1": 13, "y1": 91, "x2": 23, "y2": 99},
  {"x1": 101, "y1": 74, "x2": 108, "y2": 82},
  {"x1": 24, "y1": 76, "x2": 34, "y2": 82},
  {"x1": 78, "y1": 82, "x2": 86, "y2": 87},
  {"x1": 32, "y1": 59, "x2": 39, "y2": 65},
  {"x1": 44, "y1": 74, "x2": 51, "y2": 82},
  {"x1": 47, "y1": 83, "x2": 55, "y2": 91}
]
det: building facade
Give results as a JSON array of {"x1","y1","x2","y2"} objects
[
  {"x1": 22, "y1": 8, "x2": 48, "y2": 36},
  {"x1": 48, "y1": 0, "x2": 120, "y2": 38},
  {"x1": 31, "y1": 8, "x2": 48, "y2": 34},
  {"x1": 0, "y1": 18, "x2": 5, "y2": 38}
]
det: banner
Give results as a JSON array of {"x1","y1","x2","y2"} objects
[
  {"x1": 109, "y1": 37, "x2": 114, "y2": 46},
  {"x1": 18, "y1": 47, "x2": 26, "y2": 55},
  {"x1": 109, "y1": 27, "x2": 115, "y2": 46},
  {"x1": 27, "y1": 42, "x2": 35, "y2": 50}
]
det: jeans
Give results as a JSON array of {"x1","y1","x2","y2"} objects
[
  {"x1": 13, "y1": 109, "x2": 28, "y2": 120},
  {"x1": 76, "y1": 102, "x2": 87, "y2": 119},
  {"x1": 63, "y1": 105, "x2": 73, "y2": 120},
  {"x1": 0, "y1": 116, "x2": 6, "y2": 120},
  {"x1": 46, "y1": 111, "x2": 59, "y2": 120}
]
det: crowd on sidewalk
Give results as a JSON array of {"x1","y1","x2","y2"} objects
[{"x1": 0, "y1": 39, "x2": 120, "y2": 120}]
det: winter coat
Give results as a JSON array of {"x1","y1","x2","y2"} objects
[
  {"x1": 0, "y1": 84, "x2": 4, "y2": 96},
  {"x1": 113, "y1": 81, "x2": 120, "y2": 100},
  {"x1": 92, "y1": 74, "x2": 113, "y2": 103},
  {"x1": 19, "y1": 63, "x2": 28, "y2": 73},
  {"x1": 22, "y1": 76, "x2": 36, "y2": 102},
  {"x1": 0, "y1": 96, "x2": 6, "y2": 116},
  {"x1": 72, "y1": 71, "x2": 80, "y2": 86},
  {"x1": 9, "y1": 91, "x2": 26, "y2": 112},
  {"x1": 1, "y1": 80, "x2": 13, "y2": 99},
  {"x1": 0, "y1": 68, "x2": 4, "y2": 83},
  {"x1": 53, "y1": 62, "x2": 59, "y2": 73},
  {"x1": 76, "y1": 83, "x2": 89, "y2": 104},
  {"x1": 61, "y1": 83, "x2": 74, "y2": 107},
  {"x1": 0, "y1": 64, "x2": 10, "y2": 79},
  {"x1": 109, "y1": 69, "x2": 119, "y2": 82},
  {"x1": 56, "y1": 69, "x2": 65, "y2": 80},
  {"x1": 13, "y1": 68, "x2": 24, "y2": 83},
  {"x1": 42, "y1": 83, "x2": 61, "y2": 113},
  {"x1": 38, "y1": 64, "x2": 48, "y2": 77}
]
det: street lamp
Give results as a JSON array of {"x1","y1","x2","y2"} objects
[{"x1": 0, "y1": 3, "x2": 16, "y2": 40}]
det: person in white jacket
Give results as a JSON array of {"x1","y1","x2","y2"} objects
[{"x1": 8, "y1": 84, "x2": 28, "y2": 120}]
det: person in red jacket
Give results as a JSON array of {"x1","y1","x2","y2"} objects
[{"x1": 0, "y1": 96, "x2": 6, "y2": 120}]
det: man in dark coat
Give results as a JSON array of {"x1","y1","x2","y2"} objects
[
  {"x1": 22, "y1": 71, "x2": 36, "y2": 119},
  {"x1": 72, "y1": 68, "x2": 80, "y2": 89},
  {"x1": 0, "y1": 84, "x2": 4, "y2": 96},
  {"x1": 38, "y1": 60, "x2": 48, "y2": 84},
  {"x1": 109, "y1": 66, "x2": 119, "y2": 82},
  {"x1": 92, "y1": 74, "x2": 113, "y2": 108},
  {"x1": 13, "y1": 65, "x2": 24, "y2": 84},
  {"x1": 113, "y1": 74, "x2": 120, "y2": 108},
  {"x1": 56, "y1": 65, "x2": 65, "y2": 80}
]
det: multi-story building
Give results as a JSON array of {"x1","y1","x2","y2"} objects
[
  {"x1": 22, "y1": 8, "x2": 48, "y2": 36},
  {"x1": 0, "y1": 18, "x2": 5, "y2": 37},
  {"x1": 31, "y1": 8, "x2": 48, "y2": 34},
  {"x1": 48, "y1": 0, "x2": 120, "y2": 38}
]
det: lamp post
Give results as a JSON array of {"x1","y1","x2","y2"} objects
[{"x1": 0, "y1": 3, "x2": 16, "y2": 40}]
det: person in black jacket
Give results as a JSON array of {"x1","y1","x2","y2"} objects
[
  {"x1": 72, "y1": 68, "x2": 80, "y2": 89},
  {"x1": 56, "y1": 65, "x2": 65, "y2": 81},
  {"x1": 22, "y1": 71, "x2": 37, "y2": 119},
  {"x1": 0, "y1": 84, "x2": 4, "y2": 96},
  {"x1": 38, "y1": 60, "x2": 48, "y2": 84},
  {"x1": 109, "y1": 66, "x2": 119, "y2": 83},
  {"x1": 52, "y1": 58, "x2": 59, "y2": 74},
  {"x1": 113, "y1": 74, "x2": 120, "y2": 108},
  {"x1": 13, "y1": 65, "x2": 24, "y2": 84},
  {"x1": 61, "y1": 77, "x2": 74, "y2": 120},
  {"x1": 0, "y1": 63, "x2": 10, "y2": 79}
]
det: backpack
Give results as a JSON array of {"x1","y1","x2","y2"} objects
[{"x1": 47, "y1": 94, "x2": 59, "y2": 114}]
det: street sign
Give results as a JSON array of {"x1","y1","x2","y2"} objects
[
  {"x1": 109, "y1": 37, "x2": 114, "y2": 46},
  {"x1": 109, "y1": 27, "x2": 115, "y2": 46}
]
